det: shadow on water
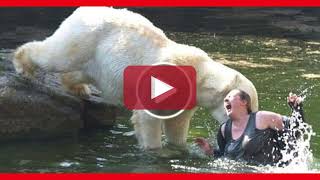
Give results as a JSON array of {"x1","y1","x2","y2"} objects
[{"x1": 0, "y1": 8, "x2": 319, "y2": 172}]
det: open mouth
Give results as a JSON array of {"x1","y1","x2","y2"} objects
[{"x1": 225, "y1": 104, "x2": 232, "y2": 111}]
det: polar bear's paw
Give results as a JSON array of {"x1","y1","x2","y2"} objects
[
  {"x1": 65, "y1": 84, "x2": 91, "y2": 97},
  {"x1": 61, "y1": 71, "x2": 92, "y2": 97}
]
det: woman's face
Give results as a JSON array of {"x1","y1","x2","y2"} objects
[{"x1": 224, "y1": 90, "x2": 244, "y2": 117}]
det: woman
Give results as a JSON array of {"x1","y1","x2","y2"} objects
[{"x1": 195, "y1": 89, "x2": 305, "y2": 165}]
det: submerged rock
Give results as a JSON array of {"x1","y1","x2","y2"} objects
[{"x1": 0, "y1": 58, "x2": 117, "y2": 141}]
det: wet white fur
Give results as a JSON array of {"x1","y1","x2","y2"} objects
[{"x1": 13, "y1": 7, "x2": 258, "y2": 149}]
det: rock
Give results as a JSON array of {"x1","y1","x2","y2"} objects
[{"x1": 0, "y1": 57, "x2": 117, "y2": 141}]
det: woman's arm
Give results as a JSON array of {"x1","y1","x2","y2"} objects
[
  {"x1": 195, "y1": 123, "x2": 226, "y2": 157},
  {"x1": 256, "y1": 93, "x2": 305, "y2": 131},
  {"x1": 256, "y1": 111, "x2": 284, "y2": 131}
]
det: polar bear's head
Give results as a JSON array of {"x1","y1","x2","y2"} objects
[
  {"x1": 166, "y1": 44, "x2": 259, "y2": 123},
  {"x1": 206, "y1": 70, "x2": 259, "y2": 124},
  {"x1": 12, "y1": 42, "x2": 41, "y2": 78}
]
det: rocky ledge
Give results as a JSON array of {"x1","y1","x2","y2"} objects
[{"x1": 0, "y1": 56, "x2": 117, "y2": 141}]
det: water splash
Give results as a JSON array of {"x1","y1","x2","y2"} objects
[
  {"x1": 270, "y1": 114, "x2": 315, "y2": 172},
  {"x1": 262, "y1": 93, "x2": 315, "y2": 172},
  {"x1": 297, "y1": 84, "x2": 320, "y2": 98}
]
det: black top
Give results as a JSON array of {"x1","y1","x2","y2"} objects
[{"x1": 215, "y1": 112, "x2": 283, "y2": 165}]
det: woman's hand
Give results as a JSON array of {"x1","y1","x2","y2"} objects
[
  {"x1": 195, "y1": 137, "x2": 213, "y2": 156},
  {"x1": 287, "y1": 92, "x2": 304, "y2": 109}
]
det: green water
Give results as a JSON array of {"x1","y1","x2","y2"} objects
[{"x1": 0, "y1": 32, "x2": 319, "y2": 172}]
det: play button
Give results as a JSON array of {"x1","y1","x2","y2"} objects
[
  {"x1": 123, "y1": 62, "x2": 196, "y2": 119},
  {"x1": 151, "y1": 76, "x2": 177, "y2": 103}
]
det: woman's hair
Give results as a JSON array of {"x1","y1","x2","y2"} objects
[{"x1": 237, "y1": 89, "x2": 252, "y2": 114}]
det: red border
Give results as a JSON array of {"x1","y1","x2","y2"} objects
[
  {"x1": 0, "y1": 0, "x2": 319, "y2": 178},
  {"x1": 0, "y1": 0, "x2": 319, "y2": 7},
  {"x1": 0, "y1": 174, "x2": 319, "y2": 179}
]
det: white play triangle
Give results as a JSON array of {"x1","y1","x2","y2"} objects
[{"x1": 151, "y1": 76, "x2": 175, "y2": 100}]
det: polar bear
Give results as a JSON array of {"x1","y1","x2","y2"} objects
[{"x1": 12, "y1": 7, "x2": 258, "y2": 150}]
